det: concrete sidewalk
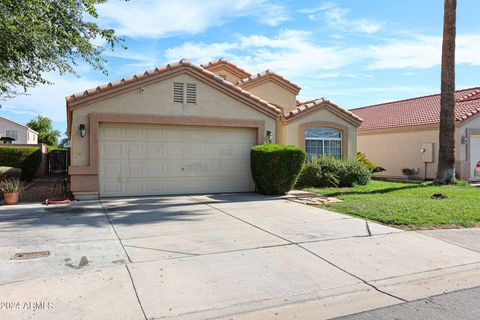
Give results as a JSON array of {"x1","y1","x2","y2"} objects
[{"x1": 1, "y1": 194, "x2": 480, "y2": 319}]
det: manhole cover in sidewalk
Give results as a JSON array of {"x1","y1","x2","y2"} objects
[{"x1": 12, "y1": 251, "x2": 50, "y2": 260}]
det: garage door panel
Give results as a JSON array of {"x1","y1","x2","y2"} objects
[
  {"x1": 146, "y1": 160, "x2": 165, "y2": 177},
  {"x1": 124, "y1": 127, "x2": 145, "y2": 140},
  {"x1": 164, "y1": 143, "x2": 182, "y2": 159},
  {"x1": 164, "y1": 128, "x2": 183, "y2": 142},
  {"x1": 238, "y1": 178, "x2": 254, "y2": 189},
  {"x1": 124, "y1": 161, "x2": 145, "y2": 177},
  {"x1": 163, "y1": 179, "x2": 184, "y2": 193},
  {"x1": 182, "y1": 161, "x2": 210, "y2": 176},
  {"x1": 125, "y1": 143, "x2": 146, "y2": 159},
  {"x1": 146, "y1": 143, "x2": 165, "y2": 158},
  {"x1": 125, "y1": 180, "x2": 143, "y2": 193},
  {"x1": 235, "y1": 145, "x2": 253, "y2": 158},
  {"x1": 102, "y1": 180, "x2": 123, "y2": 194},
  {"x1": 146, "y1": 127, "x2": 164, "y2": 141},
  {"x1": 99, "y1": 124, "x2": 256, "y2": 197},
  {"x1": 101, "y1": 142, "x2": 123, "y2": 159},
  {"x1": 164, "y1": 160, "x2": 184, "y2": 177},
  {"x1": 215, "y1": 160, "x2": 235, "y2": 177},
  {"x1": 236, "y1": 161, "x2": 251, "y2": 175},
  {"x1": 145, "y1": 180, "x2": 164, "y2": 193},
  {"x1": 101, "y1": 126, "x2": 122, "y2": 140},
  {"x1": 217, "y1": 145, "x2": 236, "y2": 158},
  {"x1": 181, "y1": 143, "x2": 204, "y2": 159},
  {"x1": 101, "y1": 161, "x2": 123, "y2": 178},
  {"x1": 182, "y1": 128, "x2": 207, "y2": 142}
]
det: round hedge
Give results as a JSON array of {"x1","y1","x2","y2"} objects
[{"x1": 250, "y1": 144, "x2": 306, "y2": 195}]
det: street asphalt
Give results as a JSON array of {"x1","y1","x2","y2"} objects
[{"x1": 335, "y1": 286, "x2": 480, "y2": 320}]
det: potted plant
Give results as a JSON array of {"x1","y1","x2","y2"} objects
[
  {"x1": 401, "y1": 168, "x2": 415, "y2": 180},
  {"x1": 0, "y1": 178, "x2": 24, "y2": 205}
]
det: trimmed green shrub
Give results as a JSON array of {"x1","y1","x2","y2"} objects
[
  {"x1": 0, "y1": 166, "x2": 22, "y2": 180},
  {"x1": 294, "y1": 160, "x2": 321, "y2": 188},
  {"x1": 296, "y1": 156, "x2": 371, "y2": 188},
  {"x1": 251, "y1": 144, "x2": 306, "y2": 195},
  {"x1": 357, "y1": 152, "x2": 385, "y2": 173},
  {"x1": 0, "y1": 146, "x2": 42, "y2": 181}
]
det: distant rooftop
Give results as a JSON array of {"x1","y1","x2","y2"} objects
[{"x1": 351, "y1": 87, "x2": 480, "y2": 131}]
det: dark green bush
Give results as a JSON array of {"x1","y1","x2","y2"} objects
[
  {"x1": 294, "y1": 160, "x2": 320, "y2": 188},
  {"x1": 0, "y1": 146, "x2": 42, "y2": 181},
  {"x1": 0, "y1": 166, "x2": 22, "y2": 180},
  {"x1": 296, "y1": 156, "x2": 371, "y2": 188},
  {"x1": 251, "y1": 144, "x2": 306, "y2": 195}
]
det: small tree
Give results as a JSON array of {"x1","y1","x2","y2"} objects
[
  {"x1": 27, "y1": 116, "x2": 61, "y2": 146},
  {"x1": 58, "y1": 131, "x2": 70, "y2": 149},
  {"x1": 0, "y1": 0, "x2": 125, "y2": 100}
]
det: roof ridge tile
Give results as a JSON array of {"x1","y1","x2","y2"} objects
[
  {"x1": 66, "y1": 59, "x2": 280, "y2": 116},
  {"x1": 237, "y1": 69, "x2": 301, "y2": 93}
]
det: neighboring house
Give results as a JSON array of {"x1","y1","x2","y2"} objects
[
  {"x1": 66, "y1": 59, "x2": 362, "y2": 199},
  {"x1": 0, "y1": 116, "x2": 38, "y2": 145},
  {"x1": 351, "y1": 87, "x2": 480, "y2": 181}
]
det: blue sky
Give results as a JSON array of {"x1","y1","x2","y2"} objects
[{"x1": 2, "y1": 0, "x2": 479, "y2": 136}]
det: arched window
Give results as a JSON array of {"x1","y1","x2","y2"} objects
[{"x1": 305, "y1": 128, "x2": 342, "y2": 159}]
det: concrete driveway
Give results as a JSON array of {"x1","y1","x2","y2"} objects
[{"x1": 1, "y1": 194, "x2": 480, "y2": 320}]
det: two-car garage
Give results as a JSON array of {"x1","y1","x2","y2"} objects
[{"x1": 98, "y1": 123, "x2": 256, "y2": 197}]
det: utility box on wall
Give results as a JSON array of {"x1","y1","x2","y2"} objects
[{"x1": 421, "y1": 143, "x2": 434, "y2": 163}]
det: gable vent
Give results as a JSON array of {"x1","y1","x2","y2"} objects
[
  {"x1": 186, "y1": 83, "x2": 197, "y2": 104},
  {"x1": 173, "y1": 82, "x2": 184, "y2": 103}
]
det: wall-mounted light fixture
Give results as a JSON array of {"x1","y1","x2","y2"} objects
[
  {"x1": 266, "y1": 130, "x2": 273, "y2": 143},
  {"x1": 79, "y1": 124, "x2": 86, "y2": 138},
  {"x1": 461, "y1": 135, "x2": 468, "y2": 145}
]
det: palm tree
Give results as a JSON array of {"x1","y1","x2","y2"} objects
[{"x1": 435, "y1": 0, "x2": 457, "y2": 184}]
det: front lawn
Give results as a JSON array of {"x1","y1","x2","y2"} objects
[{"x1": 307, "y1": 180, "x2": 480, "y2": 229}]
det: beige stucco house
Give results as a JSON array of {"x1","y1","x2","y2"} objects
[
  {"x1": 0, "y1": 116, "x2": 38, "y2": 144},
  {"x1": 352, "y1": 87, "x2": 480, "y2": 181},
  {"x1": 66, "y1": 59, "x2": 362, "y2": 199}
]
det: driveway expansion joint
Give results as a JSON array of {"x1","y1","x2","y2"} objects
[
  {"x1": 100, "y1": 199, "x2": 133, "y2": 264},
  {"x1": 125, "y1": 264, "x2": 148, "y2": 320},
  {"x1": 189, "y1": 196, "x2": 408, "y2": 303}
]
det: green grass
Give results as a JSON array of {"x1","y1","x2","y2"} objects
[{"x1": 306, "y1": 180, "x2": 480, "y2": 229}]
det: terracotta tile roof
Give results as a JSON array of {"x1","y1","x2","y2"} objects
[
  {"x1": 284, "y1": 98, "x2": 363, "y2": 125},
  {"x1": 201, "y1": 58, "x2": 251, "y2": 78},
  {"x1": 351, "y1": 87, "x2": 480, "y2": 131},
  {"x1": 66, "y1": 59, "x2": 280, "y2": 116},
  {"x1": 237, "y1": 70, "x2": 301, "y2": 94}
]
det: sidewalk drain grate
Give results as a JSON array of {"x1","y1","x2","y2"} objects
[{"x1": 12, "y1": 251, "x2": 50, "y2": 260}]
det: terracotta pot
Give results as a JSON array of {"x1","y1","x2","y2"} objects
[{"x1": 3, "y1": 192, "x2": 19, "y2": 205}]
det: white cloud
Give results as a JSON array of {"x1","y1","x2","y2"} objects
[
  {"x1": 96, "y1": 0, "x2": 289, "y2": 39},
  {"x1": 164, "y1": 29, "x2": 362, "y2": 79},
  {"x1": 301, "y1": 3, "x2": 382, "y2": 34},
  {"x1": 1, "y1": 73, "x2": 101, "y2": 122},
  {"x1": 368, "y1": 34, "x2": 480, "y2": 69},
  {"x1": 456, "y1": 34, "x2": 480, "y2": 66},
  {"x1": 298, "y1": 2, "x2": 337, "y2": 14}
]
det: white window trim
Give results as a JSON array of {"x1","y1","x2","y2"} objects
[{"x1": 305, "y1": 129, "x2": 342, "y2": 158}]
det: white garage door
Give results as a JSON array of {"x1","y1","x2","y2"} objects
[
  {"x1": 471, "y1": 135, "x2": 480, "y2": 180},
  {"x1": 99, "y1": 123, "x2": 256, "y2": 197}
]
